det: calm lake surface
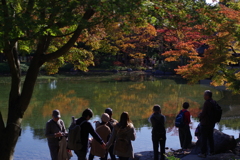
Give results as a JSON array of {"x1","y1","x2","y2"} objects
[{"x1": 0, "y1": 74, "x2": 240, "y2": 160}]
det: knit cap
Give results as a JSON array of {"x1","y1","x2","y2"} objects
[{"x1": 101, "y1": 113, "x2": 110, "y2": 122}]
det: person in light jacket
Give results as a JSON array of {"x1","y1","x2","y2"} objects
[
  {"x1": 45, "y1": 110, "x2": 68, "y2": 160},
  {"x1": 89, "y1": 113, "x2": 111, "y2": 160},
  {"x1": 106, "y1": 112, "x2": 136, "y2": 160}
]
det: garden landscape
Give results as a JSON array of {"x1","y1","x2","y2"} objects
[{"x1": 0, "y1": 0, "x2": 240, "y2": 160}]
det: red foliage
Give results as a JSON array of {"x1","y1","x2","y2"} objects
[{"x1": 113, "y1": 61, "x2": 123, "y2": 66}]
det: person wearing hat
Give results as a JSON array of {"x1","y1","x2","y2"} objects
[
  {"x1": 105, "y1": 108, "x2": 118, "y2": 160},
  {"x1": 89, "y1": 113, "x2": 111, "y2": 160},
  {"x1": 45, "y1": 109, "x2": 67, "y2": 160},
  {"x1": 148, "y1": 105, "x2": 166, "y2": 160}
]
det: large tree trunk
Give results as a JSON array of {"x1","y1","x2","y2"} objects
[{"x1": 0, "y1": 41, "x2": 43, "y2": 160}]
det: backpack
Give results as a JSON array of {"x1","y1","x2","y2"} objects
[
  {"x1": 67, "y1": 117, "x2": 86, "y2": 150},
  {"x1": 210, "y1": 100, "x2": 222, "y2": 123},
  {"x1": 175, "y1": 110, "x2": 187, "y2": 128}
]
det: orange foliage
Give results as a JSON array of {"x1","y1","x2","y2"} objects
[{"x1": 42, "y1": 90, "x2": 89, "y2": 117}]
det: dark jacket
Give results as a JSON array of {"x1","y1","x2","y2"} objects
[
  {"x1": 199, "y1": 99, "x2": 216, "y2": 126},
  {"x1": 107, "y1": 118, "x2": 118, "y2": 131},
  {"x1": 45, "y1": 119, "x2": 66, "y2": 145},
  {"x1": 76, "y1": 117, "x2": 103, "y2": 151},
  {"x1": 149, "y1": 113, "x2": 166, "y2": 136}
]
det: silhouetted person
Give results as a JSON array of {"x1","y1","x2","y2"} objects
[
  {"x1": 178, "y1": 102, "x2": 192, "y2": 150},
  {"x1": 74, "y1": 109, "x2": 106, "y2": 160},
  {"x1": 149, "y1": 105, "x2": 166, "y2": 160},
  {"x1": 198, "y1": 90, "x2": 216, "y2": 158}
]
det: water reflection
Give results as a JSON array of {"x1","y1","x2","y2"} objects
[
  {"x1": 20, "y1": 76, "x2": 240, "y2": 135},
  {"x1": 32, "y1": 128, "x2": 47, "y2": 141},
  {"x1": 0, "y1": 75, "x2": 240, "y2": 159},
  {"x1": 49, "y1": 80, "x2": 57, "y2": 90}
]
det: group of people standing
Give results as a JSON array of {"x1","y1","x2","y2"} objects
[
  {"x1": 45, "y1": 108, "x2": 136, "y2": 160},
  {"x1": 45, "y1": 90, "x2": 218, "y2": 160}
]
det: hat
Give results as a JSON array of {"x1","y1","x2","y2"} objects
[
  {"x1": 101, "y1": 113, "x2": 110, "y2": 122},
  {"x1": 105, "y1": 108, "x2": 113, "y2": 116},
  {"x1": 153, "y1": 105, "x2": 161, "y2": 112},
  {"x1": 52, "y1": 110, "x2": 61, "y2": 118}
]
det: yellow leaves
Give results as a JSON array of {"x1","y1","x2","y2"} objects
[
  {"x1": 42, "y1": 90, "x2": 89, "y2": 117},
  {"x1": 235, "y1": 72, "x2": 240, "y2": 80},
  {"x1": 44, "y1": 57, "x2": 65, "y2": 75},
  {"x1": 165, "y1": 57, "x2": 178, "y2": 62},
  {"x1": 129, "y1": 52, "x2": 146, "y2": 59},
  {"x1": 128, "y1": 83, "x2": 146, "y2": 90},
  {"x1": 176, "y1": 29, "x2": 184, "y2": 40}
]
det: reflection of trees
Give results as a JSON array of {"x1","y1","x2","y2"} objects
[
  {"x1": 42, "y1": 90, "x2": 89, "y2": 118},
  {"x1": 22, "y1": 90, "x2": 90, "y2": 140},
  {"x1": 1, "y1": 75, "x2": 233, "y2": 141},
  {"x1": 91, "y1": 77, "x2": 220, "y2": 129},
  {"x1": 163, "y1": 98, "x2": 201, "y2": 117},
  {"x1": 219, "y1": 119, "x2": 240, "y2": 131},
  {"x1": 32, "y1": 128, "x2": 47, "y2": 141}
]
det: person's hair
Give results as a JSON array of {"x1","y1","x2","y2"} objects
[
  {"x1": 119, "y1": 112, "x2": 131, "y2": 128},
  {"x1": 183, "y1": 102, "x2": 189, "y2": 109},
  {"x1": 82, "y1": 108, "x2": 93, "y2": 118},
  {"x1": 105, "y1": 108, "x2": 113, "y2": 117},
  {"x1": 204, "y1": 90, "x2": 212, "y2": 98},
  {"x1": 153, "y1": 104, "x2": 161, "y2": 112},
  {"x1": 101, "y1": 121, "x2": 107, "y2": 125}
]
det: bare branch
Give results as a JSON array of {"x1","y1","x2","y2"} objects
[{"x1": 228, "y1": 45, "x2": 238, "y2": 56}]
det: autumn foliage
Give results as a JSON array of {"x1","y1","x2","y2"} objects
[{"x1": 156, "y1": 2, "x2": 240, "y2": 93}]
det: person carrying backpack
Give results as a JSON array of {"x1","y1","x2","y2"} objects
[
  {"x1": 198, "y1": 90, "x2": 221, "y2": 158},
  {"x1": 177, "y1": 102, "x2": 192, "y2": 151},
  {"x1": 89, "y1": 113, "x2": 111, "y2": 160},
  {"x1": 106, "y1": 112, "x2": 136, "y2": 160},
  {"x1": 74, "y1": 109, "x2": 106, "y2": 160},
  {"x1": 149, "y1": 105, "x2": 166, "y2": 160}
]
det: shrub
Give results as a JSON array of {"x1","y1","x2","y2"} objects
[{"x1": 0, "y1": 63, "x2": 29, "y2": 73}]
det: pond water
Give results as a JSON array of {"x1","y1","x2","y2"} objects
[{"x1": 0, "y1": 74, "x2": 240, "y2": 160}]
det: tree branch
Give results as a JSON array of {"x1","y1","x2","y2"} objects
[
  {"x1": 1, "y1": 0, "x2": 9, "y2": 18},
  {"x1": 42, "y1": 9, "x2": 95, "y2": 62},
  {"x1": 228, "y1": 45, "x2": 239, "y2": 57},
  {"x1": 19, "y1": 36, "x2": 50, "y2": 112},
  {"x1": 25, "y1": 0, "x2": 35, "y2": 15},
  {"x1": 4, "y1": 41, "x2": 21, "y2": 109},
  {"x1": 0, "y1": 112, "x2": 5, "y2": 133}
]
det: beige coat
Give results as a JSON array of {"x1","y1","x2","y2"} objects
[
  {"x1": 107, "y1": 123, "x2": 136, "y2": 158},
  {"x1": 90, "y1": 123, "x2": 111, "y2": 158}
]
